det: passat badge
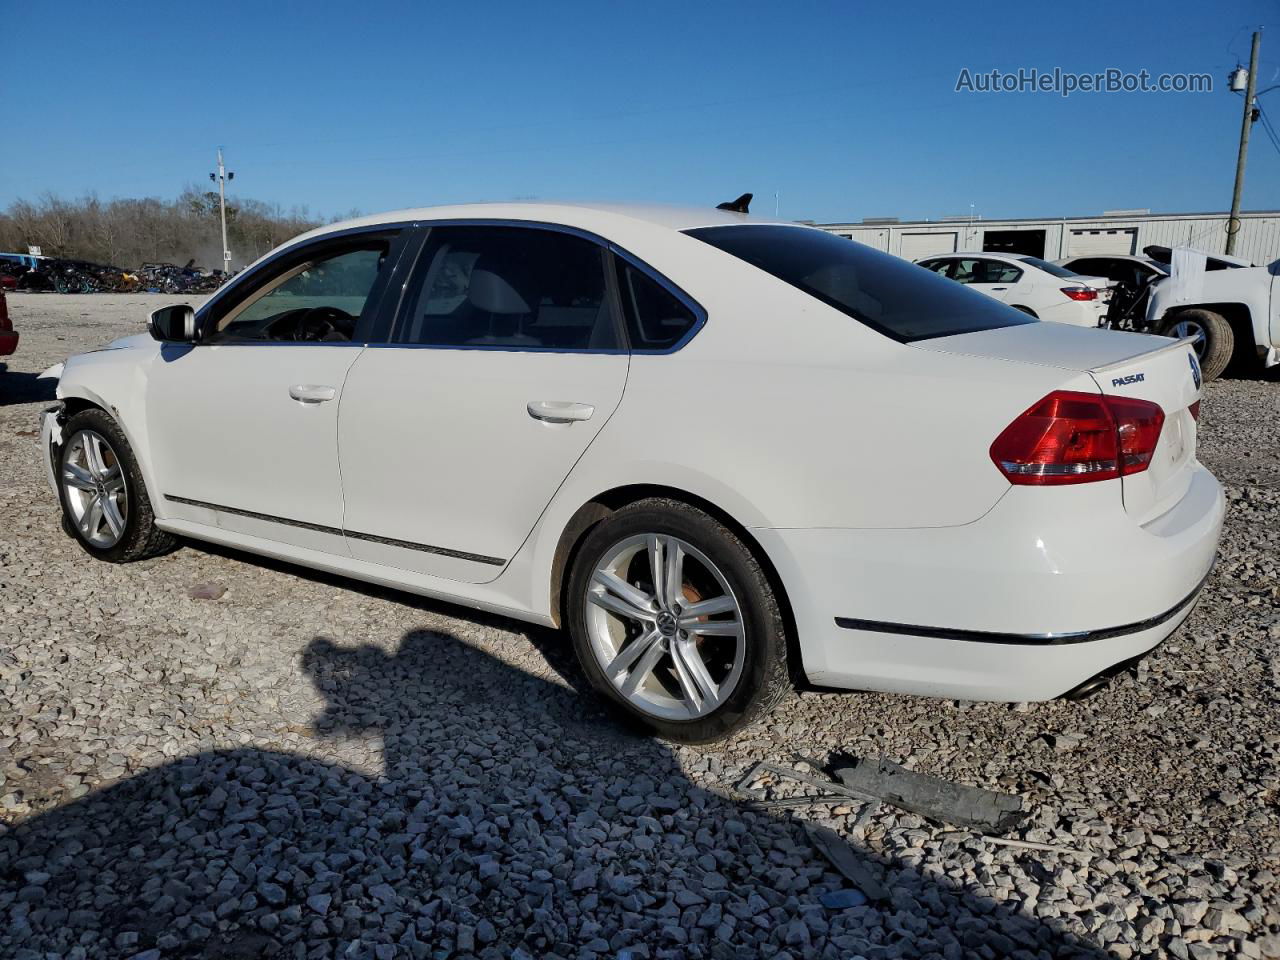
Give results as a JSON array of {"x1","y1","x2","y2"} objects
[
  {"x1": 1189, "y1": 352, "x2": 1202, "y2": 389},
  {"x1": 1111, "y1": 373, "x2": 1145, "y2": 387}
]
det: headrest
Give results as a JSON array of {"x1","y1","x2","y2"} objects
[{"x1": 469, "y1": 267, "x2": 530, "y2": 315}]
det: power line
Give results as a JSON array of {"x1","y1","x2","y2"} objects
[{"x1": 1255, "y1": 102, "x2": 1280, "y2": 157}]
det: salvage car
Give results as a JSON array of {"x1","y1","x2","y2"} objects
[
  {"x1": 1123, "y1": 246, "x2": 1270, "y2": 381},
  {"x1": 916, "y1": 252, "x2": 1111, "y2": 327},
  {"x1": 39, "y1": 202, "x2": 1224, "y2": 741}
]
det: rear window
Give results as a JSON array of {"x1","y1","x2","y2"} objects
[
  {"x1": 1017, "y1": 256, "x2": 1079, "y2": 279},
  {"x1": 685, "y1": 226, "x2": 1035, "y2": 342}
]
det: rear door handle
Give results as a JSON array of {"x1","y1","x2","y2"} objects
[
  {"x1": 290, "y1": 384, "x2": 336, "y2": 403},
  {"x1": 527, "y1": 400, "x2": 594, "y2": 423}
]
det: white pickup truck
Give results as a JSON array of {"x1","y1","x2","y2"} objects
[{"x1": 1132, "y1": 246, "x2": 1278, "y2": 381}]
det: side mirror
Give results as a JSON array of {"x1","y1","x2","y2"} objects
[{"x1": 148, "y1": 304, "x2": 197, "y2": 343}]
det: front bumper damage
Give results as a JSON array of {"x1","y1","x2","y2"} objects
[{"x1": 39, "y1": 402, "x2": 63, "y2": 498}]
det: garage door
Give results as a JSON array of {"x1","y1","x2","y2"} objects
[
  {"x1": 899, "y1": 231, "x2": 958, "y2": 260},
  {"x1": 1069, "y1": 228, "x2": 1137, "y2": 256}
]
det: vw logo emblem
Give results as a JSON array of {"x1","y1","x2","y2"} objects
[{"x1": 1188, "y1": 352, "x2": 1202, "y2": 390}]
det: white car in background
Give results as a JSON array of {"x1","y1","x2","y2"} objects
[
  {"x1": 917, "y1": 252, "x2": 1111, "y2": 327},
  {"x1": 39, "y1": 202, "x2": 1223, "y2": 741}
]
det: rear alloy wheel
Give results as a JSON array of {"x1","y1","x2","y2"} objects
[
  {"x1": 57, "y1": 408, "x2": 175, "y2": 562},
  {"x1": 1161, "y1": 308, "x2": 1233, "y2": 382},
  {"x1": 566, "y1": 498, "x2": 790, "y2": 742}
]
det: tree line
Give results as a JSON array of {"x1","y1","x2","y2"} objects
[{"x1": 0, "y1": 189, "x2": 352, "y2": 271}]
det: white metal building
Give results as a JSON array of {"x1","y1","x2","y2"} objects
[{"x1": 815, "y1": 209, "x2": 1280, "y2": 265}]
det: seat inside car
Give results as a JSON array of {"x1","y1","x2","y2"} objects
[{"x1": 464, "y1": 258, "x2": 541, "y2": 347}]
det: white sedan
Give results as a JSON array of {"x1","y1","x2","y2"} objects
[
  {"x1": 40, "y1": 203, "x2": 1223, "y2": 741},
  {"x1": 917, "y1": 252, "x2": 1111, "y2": 327}
]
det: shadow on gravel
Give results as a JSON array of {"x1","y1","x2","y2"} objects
[
  {"x1": 0, "y1": 630, "x2": 1109, "y2": 959},
  {"x1": 0, "y1": 369, "x2": 56, "y2": 406}
]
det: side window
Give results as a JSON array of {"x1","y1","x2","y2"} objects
[
  {"x1": 918, "y1": 259, "x2": 952, "y2": 276},
  {"x1": 208, "y1": 241, "x2": 392, "y2": 343},
  {"x1": 954, "y1": 259, "x2": 1019, "y2": 284},
  {"x1": 951, "y1": 258, "x2": 980, "y2": 283},
  {"x1": 988, "y1": 262, "x2": 1023, "y2": 283},
  {"x1": 615, "y1": 262, "x2": 699, "y2": 351},
  {"x1": 397, "y1": 226, "x2": 618, "y2": 350}
]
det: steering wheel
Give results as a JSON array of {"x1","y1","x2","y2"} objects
[{"x1": 290, "y1": 306, "x2": 355, "y2": 341}]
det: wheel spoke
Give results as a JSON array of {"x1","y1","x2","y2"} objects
[
  {"x1": 605, "y1": 627, "x2": 660, "y2": 682},
  {"x1": 80, "y1": 495, "x2": 102, "y2": 536},
  {"x1": 102, "y1": 466, "x2": 125, "y2": 494},
  {"x1": 589, "y1": 570, "x2": 656, "y2": 622},
  {"x1": 83, "y1": 434, "x2": 107, "y2": 477},
  {"x1": 62, "y1": 463, "x2": 96, "y2": 491},
  {"x1": 620, "y1": 632, "x2": 667, "y2": 697},
  {"x1": 102, "y1": 496, "x2": 126, "y2": 537},
  {"x1": 671, "y1": 639, "x2": 718, "y2": 710},
  {"x1": 647, "y1": 535, "x2": 666, "y2": 605},
  {"x1": 683, "y1": 619, "x2": 742, "y2": 637},
  {"x1": 678, "y1": 595, "x2": 736, "y2": 622},
  {"x1": 663, "y1": 538, "x2": 684, "y2": 609}
]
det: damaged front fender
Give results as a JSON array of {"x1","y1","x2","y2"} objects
[{"x1": 39, "y1": 402, "x2": 64, "y2": 498}]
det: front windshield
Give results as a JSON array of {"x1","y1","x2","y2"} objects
[{"x1": 686, "y1": 225, "x2": 1036, "y2": 342}]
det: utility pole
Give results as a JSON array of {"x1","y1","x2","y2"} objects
[
  {"x1": 1227, "y1": 30, "x2": 1260, "y2": 256},
  {"x1": 209, "y1": 148, "x2": 235, "y2": 273}
]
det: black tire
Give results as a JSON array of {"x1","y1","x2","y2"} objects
[
  {"x1": 57, "y1": 408, "x2": 176, "y2": 562},
  {"x1": 1011, "y1": 304, "x2": 1038, "y2": 318},
  {"x1": 565, "y1": 498, "x2": 790, "y2": 743},
  {"x1": 1161, "y1": 308, "x2": 1233, "y2": 382}
]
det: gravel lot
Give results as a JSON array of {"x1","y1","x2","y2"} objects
[{"x1": 1, "y1": 293, "x2": 1277, "y2": 960}]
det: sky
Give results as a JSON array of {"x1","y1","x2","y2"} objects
[{"x1": 4, "y1": 0, "x2": 1279, "y2": 224}]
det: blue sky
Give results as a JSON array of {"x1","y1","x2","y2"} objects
[{"x1": 4, "y1": 0, "x2": 1278, "y2": 223}]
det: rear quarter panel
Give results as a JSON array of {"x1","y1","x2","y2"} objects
[{"x1": 536, "y1": 231, "x2": 1097, "y2": 533}]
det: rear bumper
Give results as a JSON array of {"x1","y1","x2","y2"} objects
[
  {"x1": 1039, "y1": 299, "x2": 1104, "y2": 328},
  {"x1": 756, "y1": 463, "x2": 1224, "y2": 701},
  {"x1": 0, "y1": 330, "x2": 17, "y2": 356}
]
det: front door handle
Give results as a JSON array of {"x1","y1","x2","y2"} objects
[
  {"x1": 991, "y1": 286, "x2": 1008, "y2": 291},
  {"x1": 527, "y1": 400, "x2": 594, "y2": 423},
  {"x1": 290, "y1": 384, "x2": 336, "y2": 404}
]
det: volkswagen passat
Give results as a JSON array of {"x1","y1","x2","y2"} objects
[{"x1": 39, "y1": 203, "x2": 1224, "y2": 741}]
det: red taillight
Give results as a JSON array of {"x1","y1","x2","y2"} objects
[
  {"x1": 1189, "y1": 400, "x2": 1201, "y2": 421},
  {"x1": 1060, "y1": 287, "x2": 1098, "y2": 301},
  {"x1": 990, "y1": 390, "x2": 1164, "y2": 485}
]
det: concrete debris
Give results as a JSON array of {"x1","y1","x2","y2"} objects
[
  {"x1": 828, "y1": 754, "x2": 1028, "y2": 834},
  {"x1": 803, "y1": 821, "x2": 889, "y2": 903}
]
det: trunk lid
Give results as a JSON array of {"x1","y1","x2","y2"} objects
[
  {"x1": 1089, "y1": 336, "x2": 1202, "y2": 522},
  {"x1": 915, "y1": 323, "x2": 1203, "y2": 522}
]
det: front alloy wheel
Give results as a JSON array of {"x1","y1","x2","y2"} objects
[
  {"x1": 56, "y1": 407, "x2": 176, "y2": 562},
  {"x1": 61, "y1": 429, "x2": 128, "y2": 548}
]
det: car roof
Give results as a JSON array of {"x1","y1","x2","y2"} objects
[
  {"x1": 287, "y1": 202, "x2": 797, "y2": 249},
  {"x1": 1059, "y1": 254, "x2": 1158, "y2": 264},
  {"x1": 921, "y1": 251, "x2": 1034, "y2": 265}
]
